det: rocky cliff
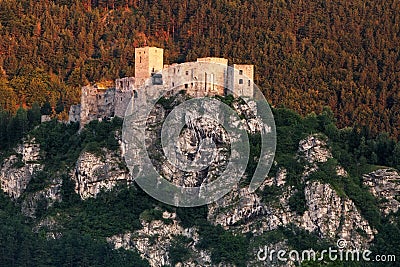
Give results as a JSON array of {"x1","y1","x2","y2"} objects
[
  {"x1": 208, "y1": 134, "x2": 374, "y2": 249},
  {"x1": 73, "y1": 149, "x2": 132, "y2": 199},
  {"x1": 108, "y1": 211, "x2": 212, "y2": 267},
  {"x1": 1, "y1": 105, "x2": 399, "y2": 266},
  {"x1": 363, "y1": 168, "x2": 400, "y2": 215},
  {"x1": 0, "y1": 140, "x2": 41, "y2": 199}
]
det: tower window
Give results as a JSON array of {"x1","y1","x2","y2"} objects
[
  {"x1": 186, "y1": 71, "x2": 189, "y2": 75},
  {"x1": 152, "y1": 74, "x2": 163, "y2": 85},
  {"x1": 185, "y1": 84, "x2": 188, "y2": 88},
  {"x1": 239, "y1": 79, "x2": 243, "y2": 84},
  {"x1": 140, "y1": 56, "x2": 142, "y2": 63},
  {"x1": 248, "y1": 80, "x2": 251, "y2": 86},
  {"x1": 239, "y1": 70, "x2": 243, "y2": 75}
]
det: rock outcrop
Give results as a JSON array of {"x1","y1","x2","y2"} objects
[
  {"x1": 363, "y1": 168, "x2": 400, "y2": 215},
  {"x1": 298, "y1": 135, "x2": 332, "y2": 164},
  {"x1": 21, "y1": 176, "x2": 62, "y2": 218},
  {"x1": 0, "y1": 140, "x2": 41, "y2": 199},
  {"x1": 107, "y1": 211, "x2": 212, "y2": 267},
  {"x1": 73, "y1": 149, "x2": 132, "y2": 199},
  {"x1": 208, "y1": 135, "x2": 374, "y2": 249}
]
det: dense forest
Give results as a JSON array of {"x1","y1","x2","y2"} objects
[{"x1": 0, "y1": 0, "x2": 399, "y2": 138}]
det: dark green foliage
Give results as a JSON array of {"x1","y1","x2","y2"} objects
[
  {"x1": 40, "y1": 101, "x2": 52, "y2": 116},
  {"x1": 370, "y1": 215, "x2": 400, "y2": 267},
  {"x1": 281, "y1": 225, "x2": 331, "y2": 252},
  {"x1": 243, "y1": 132, "x2": 261, "y2": 185},
  {"x1": 24, "y1": 171, "x2": 49, "y2": 193},
  {"x1": 288, "y1": 187, "x2": 307, "y2": 215},
  {"x1": 59, "y1": 173, "x2": 81, "y2": 206},
  {"x1": 31, "y1": 117, "x2": 122, "y2": 170},
  {"x1": 7, "y1": 107, "x2": 28, "y2": 144},
  {"x1": 27, "y1": 102, "x2": 41, "y2": 128},
  {"x1": 197, "y1": 222, "x2": 249, "y2": 266},
  {"x1": 176, "y1": 206, "x2": 208, "y2": 228},
  {"x1": 169, "y1": 235, "x2": 192, "y2": 265},
  {"x1": 0, "y1": 191, "x2": 150, "y2": 266},
  {"x1": 51, "y1": 184, "x2": 157, "y2": 238},
  {"x1": 139, "y1": 208, "x2": 164, "y2": 222}
]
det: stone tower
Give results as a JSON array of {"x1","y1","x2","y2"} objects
[
  {"x1": 134, "y1": 47, "x2": 164, "y2": 86},
  {"x1": 229, "y1": 64, "x2": 254, "y2": 97}
]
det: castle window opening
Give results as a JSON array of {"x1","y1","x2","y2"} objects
[
  {"x1": 140, "y1": 56, "x2": 142, "y2": 63},
  {"x1": 239, "y1": 70, "x2": 243, "y2": 75},
  {"x1": 186, "y1": 71, "x2": 189, "y2": 75},
  {"x1": 134, "y1": 90, "x2": 138, "y2": 98},
  {"x1": 239, "y1": 79, "x2": 243, "y2": 84},
  {"x1": 185, "y1": 84, "x2": 188, "y2": 88},
  {"x1": 248, "y1": 80, "x2": 251, "y2": 86},
  {"x1": 172, "y1": 82, "x2": 175, "y2": 87},
  {"x1": 152, "y1": 67, "x2": 155, "y2": 73}
]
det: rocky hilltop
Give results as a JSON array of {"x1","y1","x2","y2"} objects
[{"x1": 0, "y1": 98, "x2": 399, "y2": 266}]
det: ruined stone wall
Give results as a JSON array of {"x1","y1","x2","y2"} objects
[
  {"x1": 228, "y1": 64, "x2": 254, "y2": 97},
  {"x1": 79, "y1": 85, "x2": 116, "y2": 128},
  {"x1": 115, "y1": 77, "x2": 135, "y2": 118},
  {"x1": 162, "y1": 61, "x2": 227, "y2": 97},
  {"x1": 68, "y1": 104, "x2": 81, "y2": 123},
  {"x1": 69, "y1": 48, "x2": 256, "y2": 127}
]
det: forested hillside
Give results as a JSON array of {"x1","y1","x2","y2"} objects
[{"x1": 0, "y1": 0, "x2": 399, "y2": 138}]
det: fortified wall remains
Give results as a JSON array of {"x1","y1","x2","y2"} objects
[{"x1": 69, "y1": 47, "x2": 254, "y2": 127}]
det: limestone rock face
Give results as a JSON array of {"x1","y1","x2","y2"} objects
[
  {"x1": 73, "y1": 150, "x2": 131, "y2": 199},
  {"x1": 21, "y1": 176, "x2": 62, "y2": 218},
  {"x1": 0, "y1": 140, "x2": 41, "y2": 199},
  {"x1": 107, "y1": 211, "x2": 212, "y2": 267},
  {"x1": 208, "y1": 135, "x2": 375, "y2": 249},
  {"x1": 300, "y1": 181, "x2": 374, "y2": 247},
  {"x1": 363, "y1": 168, "x2": 400, "y2": 215},
  {"x1": 208, "y1": 180, "x2": 374, "y2": 249},
  {"x1": 298, "y1": 135, "x2": 332, "y2": 164}
]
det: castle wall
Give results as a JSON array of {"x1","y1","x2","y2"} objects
[
  {"x1": 69, "y1": 46, "x2": 256, "y2": 128},
  {"x1": 69, "y1": 104, "x2": 81, "y2": 123},
  {"x1": 79, "y1": 85, "x2": 116, "y2": 128},
  {"x1": 115, "y1": 90, "x2": 133, "y2": 118},
  {"x1": 229, "y1": 64, "x2": 254, "y2": 97},
  {"x1": 115, "y1": 77, "x2": 135, "y2": 118},
  {"x1": 163, "y1": 61, "x2": 227, "y2": 97}
]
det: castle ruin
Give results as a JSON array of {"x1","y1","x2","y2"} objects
[{"x1": 69, "y1": 46, "x2": 254, "y2": 127}]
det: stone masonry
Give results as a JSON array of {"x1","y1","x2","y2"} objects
[{"x1": 69, "y1": 46, "x2": 255, "y2": 128}]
